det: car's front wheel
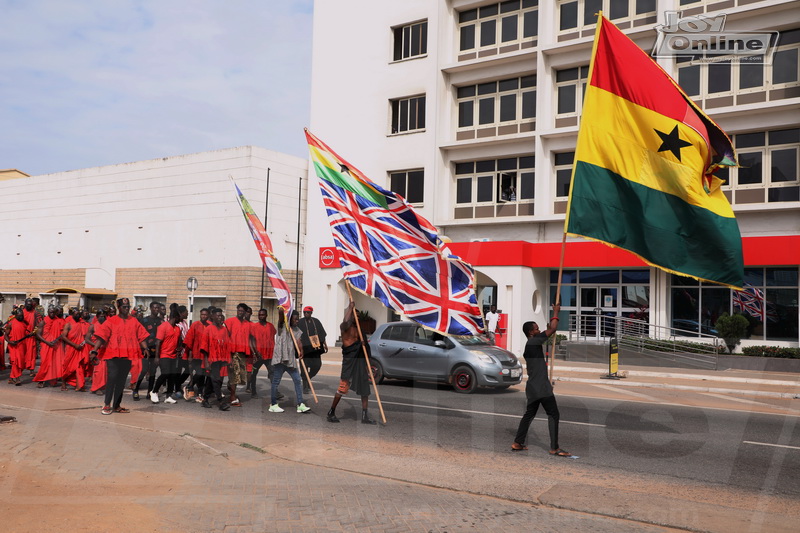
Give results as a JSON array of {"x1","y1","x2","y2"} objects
[
  {"x1": 451, "y1": 365, "x2": 477, "y2": 394},
  {"x1": 370, "y1": 359, "x2": 385, "y2": 384}
]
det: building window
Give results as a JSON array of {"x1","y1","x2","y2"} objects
[
  {"x1": 555, "y1": 67, "x2": 588, "y2": 118},
  {"x1": 389, "y1": 169, "x2": 424, "y2": 204},
  {"x1": 554, "y1": 151, "x2": 575, "y2": 198},
  {"x1": 558, "y1": 0, "x2": 655, "y2": 34},
  {"x1": 672, "y1": 270, "x2": 799, "y2": 341},
  {"x1": 456, "y1": 75, "x2": 536, "y2": 132},
  {"x1": 390, "y1": 95, "x2": 426, "y2": 134},
  {"x1": 454, "y1": 156, "x2": 535, "y2": 218},
  {"x1": 458, "y1": 0, "x2": 538, "y2": 55},
  {"x1": 721, "y1": 128, "x2": 800, "y2": 204},
  {"x1": 393, "y1": 20, "x2": 427, "y2": 61},
  {"x1": 677, "y1": 29, "x2": 799, "y2": 108}
]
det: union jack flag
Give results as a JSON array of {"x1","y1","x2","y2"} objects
[
  {"x1": 230, "y1": 177, "x2": 293, "y2": 317},
  {"x1": 306, "y1": 130, "x2": 484, "y2": 336},
  {"x1": 732, "y1": 283, "x2": 778, "y2": 323}
]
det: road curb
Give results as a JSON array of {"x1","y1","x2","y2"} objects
[{"x1": 553, "y1": 376, "x2": 798, "y2": 399}]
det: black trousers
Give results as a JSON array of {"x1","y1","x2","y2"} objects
[
  {"x1": 135, "y1": 350, "x2": 158, "y2": 394},
  {"x1": 104, "y1": 357, "x2": 132, "y2": 410},
  {"x1": 189, "y1": 359, "x2": 206, "y2": 392},
  {"x1": 514, "y1": 394, "x2": 560, "y2": 451},
  {"x1": 250, "y1": 358, "x2": 274, "y2": 390},
  {"x1": 202, "y1": 361, "x2": 226, "y2": 402},
  {"x1": 153, "y1": 358, "x2": 180, "y2": 394},
  {"x1": 301, "y1": 357, "x2": 322, "y2": 388}
]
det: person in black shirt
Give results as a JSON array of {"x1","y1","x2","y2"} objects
[
  {"x1": 512, "y1": 303, "x2": 571, "y2": 457},
  {"x1": 134, "y1": 302, "x2": 163, "y2": 402},
  {"x1": 297, "y1": 305, "x2": 327, "y2": 394}
]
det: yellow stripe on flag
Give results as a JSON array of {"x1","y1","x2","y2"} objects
[{"x1": 577, "y1": 87, "x2": 734, "y2": 219}]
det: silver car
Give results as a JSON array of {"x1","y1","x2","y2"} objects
[{"x1": 368, "y1": 321, "x2": 523, "y2": 393}]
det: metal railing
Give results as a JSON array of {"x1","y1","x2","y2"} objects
[{"x1": 566, "y1": 314, "x2": 723, "y2": 367}]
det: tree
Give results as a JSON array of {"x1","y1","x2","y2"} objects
[{"x1": 715, "y1": 313, "x2": 749, "y2": 354}]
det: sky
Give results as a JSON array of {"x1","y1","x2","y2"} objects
[{"x1": 0, "y1": 0, "x2": 314, "y2": 176}]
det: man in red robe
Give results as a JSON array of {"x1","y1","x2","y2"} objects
[
  {"x1": 61, "y1": 307, "x2": 90, "y2": 391},
  {"x1": 4, "y1": 308, "x2": 29, "y2": 385},
  {"x1": 21, "y1": 298, "x2": 39, "y2": 373},
  {"x1": 91, "y1": 298, "x2": 149, "y2": 415},
  {"x1": 88, "y1": 307, "x2": 109, "y2": 394},
  {"x1": 33, "y1": 306, "x2": 66, "y2": 387},
  {"x1": 151, "y1": 305, "x2": 183, "y2": 404}
]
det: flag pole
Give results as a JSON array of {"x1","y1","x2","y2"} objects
[
  {"x1": 260, "y1": 168, "x2": 271, "y2": 305},
  {"x1": 549, "y1": 232, "x2": 567, "y2": 384},
  {"x1": 345, "y1": 281, "x2": 387, "y2": 424}
]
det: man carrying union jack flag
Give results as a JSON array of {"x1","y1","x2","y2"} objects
[{"x1": 305, "y1": 129, "x2": 484, "y2": 337}]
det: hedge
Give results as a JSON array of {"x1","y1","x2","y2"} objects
[{"x1": 741, "y1": 346, "x2": 800, "y2": 359}]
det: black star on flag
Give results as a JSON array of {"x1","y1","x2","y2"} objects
[
  {"x1": 655, "y1": 125, "x2": 693, "y2": 161},
  {"x1": 339, "y1": 163, "x2": 351, "y2": 175}
]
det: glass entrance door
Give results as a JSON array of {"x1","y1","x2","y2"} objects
[{"x1": 579, "y1": 287, "x2": 618, "y2": 338}]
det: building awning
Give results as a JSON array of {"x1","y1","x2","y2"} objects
[{"x1": 44, "y1": 287, "x2": 117, "y2": 296}]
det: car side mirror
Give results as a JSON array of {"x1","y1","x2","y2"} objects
[{"x1": 434, "y1": 340, "x2": 446, "y2": 348}]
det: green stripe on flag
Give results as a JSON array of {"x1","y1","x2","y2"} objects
[
  {"x1": 312, "y1": 161, "x2": 388, "y2": 209},
  {"x1": 567, "y1": 161, "x2": 743, "y2": 287}
]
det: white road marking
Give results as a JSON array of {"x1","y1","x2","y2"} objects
[
  {"x1": 743, "y1": 441, "x2": 800, "y2": 451},
  {"x1": 315, "y1": 393, "x2": 606, "y2": 427},
  {"x1": 593, "y1": 384, "x2": 659, "y2": 401},
  {"x1": 701, "y1": 392, "x2": 793, "y2": 410}
]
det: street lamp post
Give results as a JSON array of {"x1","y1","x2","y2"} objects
[{"x1": 186, "y1": 276, "x2": 198, "y2": 324}]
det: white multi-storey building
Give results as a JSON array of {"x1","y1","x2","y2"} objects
[{"x1": 304, "y1": 0, "x2": 799, "y2": 354}]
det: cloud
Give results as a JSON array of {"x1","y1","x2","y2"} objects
[{"x1": 0, "y1": 0, "x2": 313, "y2": 175}]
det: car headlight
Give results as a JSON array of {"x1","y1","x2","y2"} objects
[{"x1": 476, "y1": 354, "x2": 497, "y2": 364}]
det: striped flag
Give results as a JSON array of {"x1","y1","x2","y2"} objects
[
  {"x1": 565, "y1": 15, "x2": 743, "y2": 289},
  {"x1": 230, "y1": 177, "x2": 293, "y2": 317},
  {"x1": 305, "y1": 129, "x2": 484, "y2": 336}
]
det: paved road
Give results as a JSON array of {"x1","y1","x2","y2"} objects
[{"x1": 2, "y1": 362, "x2": 798, "y2": 533}]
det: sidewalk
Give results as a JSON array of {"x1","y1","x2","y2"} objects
[{"x1": 551, "y1": 360, "x2": 800, "y2": 399}]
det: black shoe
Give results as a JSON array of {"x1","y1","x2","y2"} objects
[
  {"x1": 201, "y1": 400, "x2": 212, "y2": 409},
  {"x1": 327, "y1": 412, "x2": 340, "y2": 423},
  {"x1": 303, "y1": 387, "x2": 311, "y2": 394},
  {"x1": 132, "y1": 391, "x2": 140, "y2": 401},
  {"x1": 251, "y1": 392, "x2": 260, "y2": 399},
  {"x1": 362, "y1": 412, "x2": 377, "y2": 425},
  {"x1": 276, "y1": 392, "x2": 285, "y2": 400},
  {"x1": 219, "y1": 401, "x2": 230, "y2": 411}
]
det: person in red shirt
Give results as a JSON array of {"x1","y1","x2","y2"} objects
[
  {"x1": 182, "y1": 307, "x2": 210, "y2": 402},
  {"x1": 200, "y1": 309, "x2": 231, "y2": 411},
  {"x1": 33, "y1": 306, "x2": 66, "y2": 387},
  {"x1": 87, "y1": 307, "x2": 110, "y2": 394},
  {"x1": 151, "y1": 304, "x2": 183, "y2": 404},
  {"x1": 21, "y1": 298, "x2": 39, "y2": 373},
  {"x1": 4, "y1": 308, "x2": 30, "y2": 385},
  {"x1": 224, "y1": 303, "x2": 250, "y2": 406},
  {"x1": 91, "y1": 298, "x2": 149, "y2": 415},
  {"x1": 61, "y1": 307, "x2": 90, "y2": 391},
  {"x1": 248, "y1": 308, "x2": 278, "y2": 400}
]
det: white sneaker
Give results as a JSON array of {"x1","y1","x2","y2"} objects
[
  {"x1": 149, "y1": 391, "x2": 159, "y2": 404},
  {"x1": 268, "y1": 403, "x2": 284, "y2": 413},
  {"x1": 164, "y1": 396, "x2": 177, "y2": 404},
  {"x1": 297, "y1": 403, "x2": 311, "y2": 413}
]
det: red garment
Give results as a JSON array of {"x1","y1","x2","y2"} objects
[
  {"x1": 201, "y1": 325, "x2": 231, "y2": 363},
  {"x1": 88, "y1": 322, "x2": 107, "y2": 392},
  {"x1": 22, "y1": 309, "x2": 37, "y2": 370},
  {"x1": 182, "y1": 320, "x2": 209, "y2": 358},
  {"x1": 34, "y1": 317, "x2": 66, "y2": 383},
  {"x1": 7, "y1": 319, "x2": 28, "y2": 379},
  {"x1": 95, "y1": 315, "x2": 148, "y2": 360},
  {"x1": 129, "y1": 358, "x2": 142, "y2": 388},
  {"x1": 251, "y1": 322, "x2": 276, "y2": 360},
  {"x1": 156, "y1": 322, "x2": 181, "y2": 359},
  {"x1": 62, "y1": 319, "x2": 89, "y2": 388},
  {"x1": 225, "y1": 317, "x2": 251, "y2": 354}
]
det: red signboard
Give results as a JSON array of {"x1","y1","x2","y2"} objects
[{"x1": 319, "y1": 247, "x2": 340, "y2": 269}]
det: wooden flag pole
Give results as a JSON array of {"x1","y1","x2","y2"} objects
[
  {"x1": 345, "y1": 281, "x2": 387, "y2": 424},
  {"x1": 282, "y1": 309, "x2": 318, "y2": 404},
  {"x1": 550, "y1": 232, "x2": 568, "y2": 384}
]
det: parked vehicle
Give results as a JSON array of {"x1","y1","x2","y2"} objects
[{"x1": 368, "y1": 321, "x2": 523, "y2": 393}]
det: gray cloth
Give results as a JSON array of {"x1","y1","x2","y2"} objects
[
  {"x1": 522, "y1": 332, "x2": 553, "y2": 401},
  {"x1": 340, "y1": 340, "x2": 371, "y2": 397},
  {"x1": 272, "y1": 325, "x2": 301, "y2": 369}
]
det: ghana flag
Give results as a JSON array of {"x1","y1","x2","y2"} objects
[{"x1": 565, "y1": 15, "x2": 743, "y2": 289}]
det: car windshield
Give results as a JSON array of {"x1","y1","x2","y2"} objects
[{"x1": 454, "y1": 335, "x2": 492, "y2": 346}]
